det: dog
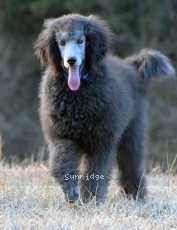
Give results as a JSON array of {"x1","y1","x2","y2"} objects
[{"x1": 34, "y1": 14, "x2": 175, "y2": 203}]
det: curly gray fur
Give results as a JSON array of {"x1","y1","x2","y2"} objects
[{"x1": 34, "y1": 14, "x2": 175, "y2": 203}]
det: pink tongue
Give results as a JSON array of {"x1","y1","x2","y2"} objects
[{"x1": 68, "y1": 66, "x2": 80, "y2": 91}]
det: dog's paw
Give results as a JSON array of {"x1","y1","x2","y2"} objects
[
  {"x1": 65, "y1": 185, "x2": 79, "y2": 203},
  {"x1": 121, "y1": 182, "x2": 147, "y2": 201}
]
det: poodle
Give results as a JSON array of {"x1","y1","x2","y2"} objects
[{"x1": 34, "y1": 14, "x2": 175, "y2": 203}]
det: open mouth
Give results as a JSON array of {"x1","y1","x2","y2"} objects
[{"x1": 64, "y1": 62, "x2": 84, "y2": 91}]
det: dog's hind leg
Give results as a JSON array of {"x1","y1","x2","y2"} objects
[
  {"x1": 80, "y1": 145, "x2": 116, "y2": 204},
  {"x1": 117, "y1": 113, "x2": 147, "y2": 200},
  {"x1": 48, "y1": 139, "x2": 81, "y2": 203}
]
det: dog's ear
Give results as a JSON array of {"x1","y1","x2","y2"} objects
[
  {"x1": 84, "y1": 16, "x2": 112, "y2": 66},
  {"x1": 34, "y1": 19, "x2": 62, "y2": 74}
]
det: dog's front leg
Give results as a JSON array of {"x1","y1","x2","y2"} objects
[
  {"x1": 48, "y1": 139, "x2": 80, "y2": 203},
  {"x1": 80, "y1": 146, "x2": 116, "y2": 204}
]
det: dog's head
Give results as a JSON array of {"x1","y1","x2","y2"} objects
[{"x1": 34, "y1": 14, "x2": 111, "y2": 90}]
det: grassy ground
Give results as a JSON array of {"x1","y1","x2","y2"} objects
[{"x1": 0, "y1": 163, "x2": 177, "y2": 230}]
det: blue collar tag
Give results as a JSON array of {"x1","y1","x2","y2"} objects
[{"x1": 82, "y1": 73, "x2": 89, "y2": 79}]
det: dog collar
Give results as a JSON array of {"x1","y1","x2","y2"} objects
[
  {"x1": 81, "y1": 73, "x2": 89, "y2": 79},
  {"x1": 64, "y1": 72, "x2": 89, "y2": 80}
]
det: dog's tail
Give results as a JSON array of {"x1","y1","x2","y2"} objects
[{"x1": 125, "y1": 49, "x2": 175, "y2": 86}]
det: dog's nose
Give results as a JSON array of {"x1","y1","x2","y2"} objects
[{"x1": 67, "y1": 57, "x2": 77, "y2": 66}]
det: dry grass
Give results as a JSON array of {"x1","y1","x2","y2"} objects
[{"x1": 0, "y1": 163, "x2": 177, "y2": 230}]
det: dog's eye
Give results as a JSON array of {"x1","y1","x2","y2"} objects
[
  {"x1": 60, "y1": 40, "x2": 66, "y2": 46},
  {"x1": 77, "y1": 39, "x2": 83, "y2": 44}
]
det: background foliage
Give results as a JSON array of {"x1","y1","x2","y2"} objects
[{"x1": 0, "y1": 0, "x2": 177, "y2": 169}]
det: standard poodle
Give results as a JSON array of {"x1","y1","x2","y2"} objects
[{"x1": 34, "y1": 14, "x2": 175, "y2": 203}]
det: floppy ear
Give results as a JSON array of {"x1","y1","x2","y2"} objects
[
  {"x1": 34, "y1": 19, "x2": 62, "y2": 75},
  {"x1": 84, "y1": 16, "x2": 111, "y2": 67}
]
